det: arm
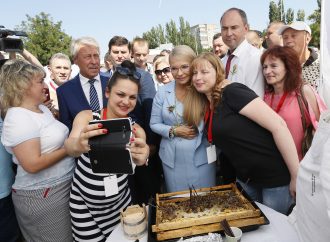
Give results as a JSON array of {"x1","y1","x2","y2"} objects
[
  {"x1": 150, "y1": 89, "x2": 172, "y2": 138},
  {"x1": 12, "y1": 138, "x2": 67, "y2": 174},
  {"x1": 64, "y1": 110, "x2": 99, "y2": 157},
  {"x1": 303, "y1": 84, "x2": 321, "y2": 122},
  {"x1": 239, "y1": 97, "x2": 299, "y2": 196},
  {"x1": 21, "y1": 49, "x2": 43, "y2": 68}
]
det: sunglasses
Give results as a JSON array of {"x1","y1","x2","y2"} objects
[
  {"x1": 116, "y1": 66, "x2": 141, "y2": 80},
  {"x1": 155, "y1": 67, "x2": 171, "y2": 75}
]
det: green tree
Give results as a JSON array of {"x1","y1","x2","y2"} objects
[
  {"x1": 17, "y1": 12, "x2": 72, "y2": 65},
  {"x1": 269, "y1": 1, "x2": 280, "y2": 23},
  {"x1": 296, "y1": 9, "x2": 305, "y2": 21},
  {"x1": 286, "y1": 8, "x2": 294, "y2": 24},
  {"x1": 142, "y1": 27, "x2": 160, "y2": 49},
  {"x1": 308, "y1": 0, "x2": 321, "y2": 48},
  {"x1": 165, "y1": 19, "x2": 179, "y2": 46}
]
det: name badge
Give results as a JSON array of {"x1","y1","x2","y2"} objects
[
  {"x1": 104, "y1": 175, "x2": 119, "y2": 197},
  {"x1": 207, "y1": 145, "x2": 217, "y2": 164}
]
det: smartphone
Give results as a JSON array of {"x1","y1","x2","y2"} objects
[{"x1": 44, "y1": 88, "x2": 50, "y2": 102}]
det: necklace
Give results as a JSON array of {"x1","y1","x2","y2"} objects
[{"x1": 270, "y1": 92, "x2": 288, "y2": 113}]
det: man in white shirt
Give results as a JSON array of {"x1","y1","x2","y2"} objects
[{"x1": 220, "y1": 8, "x2": 264, "y2": 97}]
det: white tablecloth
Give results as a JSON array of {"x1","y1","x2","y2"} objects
[{"x1": 108, "y1": 202, "x2": 300, "y2": 242}]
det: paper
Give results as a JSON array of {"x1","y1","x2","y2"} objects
[
  {"x1": 104, "y1": 175, "x2": 119, "y2": 197},
  {"x1": 207, "y1": 145, "x2": 217, "y2": 164}
]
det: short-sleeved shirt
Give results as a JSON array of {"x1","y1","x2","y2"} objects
[
  {"x1": 1, "y1": 105, "x2": 75, "y2": 190},
  {"x1": 212, "y1": 83, "x2": 290, "y2": 187}
]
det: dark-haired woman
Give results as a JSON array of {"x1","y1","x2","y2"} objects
[
  {"x1": 65, "y1": 60, "x2": 149, "y2": 241},
  {"x1": 261, "y1": 46, "x2": 326, "y2": 160}
]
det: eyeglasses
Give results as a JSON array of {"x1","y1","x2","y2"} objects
[
  {"x1": 170, "y1": 64, "x2": 190, "y2": 74},
  {"x1": 116, "y1": 66, "x2": 141, "y2": 80},
  {"x1": 155, "y1": 67, "x2": 171, "y2": 75}
]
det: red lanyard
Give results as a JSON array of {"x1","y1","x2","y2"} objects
[
  {"x1": 204, "y1": 108, "x2": 214, "y2": 143},
  {"x1": 49, "y1": 81, "x2": 57, "y2": 92},
  {"x1": 270, "y1": 92, "x2": 288, "y2": 113},
  {"x1": 102, "y1": 108, "x2": 107, "y2": 120}
]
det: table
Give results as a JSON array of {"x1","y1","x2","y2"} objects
[{"x1": 108, "y1": 202, "x2": 300, "y2": 242}]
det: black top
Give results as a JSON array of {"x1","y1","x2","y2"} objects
[{"x1": 212, "y1": 83, "x2": 290, "y2": 188}]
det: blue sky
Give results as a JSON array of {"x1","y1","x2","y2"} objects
[{"x1": 1, "y1": 0, "x2": 318, "y2": 56}]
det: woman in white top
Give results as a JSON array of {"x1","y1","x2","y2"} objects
[{"x1": 0, "y1": 60, "x2": 75, "y2": 242}]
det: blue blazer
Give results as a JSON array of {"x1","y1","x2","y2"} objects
[
  {"x1": 56, "y1": 74, "x2": 108, "y2": 130},
  {"x1": 150, "y1": 81, "x2": 208, "y2": 168}
]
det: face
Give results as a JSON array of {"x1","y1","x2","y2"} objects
[
  {"x1": 265, "y1": 24, "x2": 283, "y2": 48},
  {"x1": 109, "y1": 45, "x2": 131, "y2": 65},
  {"x1": 105, "y1": 78, "x2": 138, "y2": 118},
  {"x1": 220, "y1": 10, "x2": 249, "y2": 51},
  {"x1": 246, "y1": 32, "x2": 260, "y2": 48},
  {"x1": 213, "y1": 36, "x2": 229, "y2": 58},
  {"x1": 262, "y1": 56, "x2": 287, "y2": 88},
  {"x1": 192, "y1": 60, "x2": 217, "y2": 96},
  {"x1": 74, "y1": 45, "x2": 100, "y2": 79},
  {"x1": 25, "y1": 75, "x2": 48, "y2": 104},
  {"x1": 170, "y1": 56, "x2": 191, "y2": 86},
  {"x1": 155, "y1": 62, "x2": 173, "y2": 84},
  {"x1": 48, "y1": 58, "x2": 72, "y2": 86},
  {"x1": 132, "y1": 44, "x2": 149, "y2": 68},
  {"x1": 282, "y1": 28, "x2": 311, "y2": 55}
]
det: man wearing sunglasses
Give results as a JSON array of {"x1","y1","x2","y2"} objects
[{"x1": 108, "y1": 36, "x2": 161, "y2": 205}]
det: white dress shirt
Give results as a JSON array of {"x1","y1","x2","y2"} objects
[
  {"x1": 222, "y1": 39, "x2": 264, "y2": 98},
  {"x1": 79, "y1": 74, "x2": 103, "y2": 109}
]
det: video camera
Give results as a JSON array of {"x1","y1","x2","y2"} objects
[{"x1": 0, "y1": 25, "x2": 27, "y2": 52}]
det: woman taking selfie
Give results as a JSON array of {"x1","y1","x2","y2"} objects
[
  {"x1": 187, "y1": 52, "x2": 299, "y2": 214},
  {"x1": 65, "y1": 60, "x2": 149, "y2": 241}
]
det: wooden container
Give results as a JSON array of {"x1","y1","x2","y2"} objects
[{"x1": 151, "y1": 184, "x2": 267, "y2": 241}]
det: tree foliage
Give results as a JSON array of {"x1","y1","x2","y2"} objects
[
  {"x1": 17, "y1": 12, "x2": 72, "y2": 65},
  {"x1": 142, "y1": 16, "x2": 202, "y2": 53},
  {"x1": 286, "y1": 8, "x2": 294, "y2": 24},
  {"x1": 308, "y1": 0, "x2": 321, "y2": 47},
  {"x1": 296, "y1": 9, "x2": 305, "y2": 21}
]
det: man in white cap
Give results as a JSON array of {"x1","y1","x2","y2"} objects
[{"x1": 278, "y1": 21, "x2": 320, "y2": 90}]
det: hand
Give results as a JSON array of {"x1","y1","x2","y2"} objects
[
  {"x1": 77, "y1": 123, "x2": 108, "y2": 154},
  {"x1": 44, "y1": 99, "x2": 54, "y2": 111},
  {"x1": 289, "y1": 176, "x2": 297, "y2": 199},
  {"x1": 129, "y1": 137, "x2": 149, "y2": 166},
  {"x1": 174, "y1": 125, "x2": 198, "y2": 139}
]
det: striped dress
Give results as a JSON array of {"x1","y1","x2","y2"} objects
[{"x1": 70, "y1": 112, "x2": 131, "y2": 242}]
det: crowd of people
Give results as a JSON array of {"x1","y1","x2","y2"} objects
[{"x1": 0, "y1": 6, "x2": 329, "y2": 242}]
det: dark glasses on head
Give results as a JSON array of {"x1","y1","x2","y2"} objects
[
  {"x1": 116, "y1": 66, "x2": 141, "y2": 80},
  {"x1": 155, "y1": 67, "x2": 171, "y2": 75}
]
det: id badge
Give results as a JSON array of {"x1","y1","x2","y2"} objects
[
  {"x1": 104, "y1": 175, "x2": 119, "y2": 197},
  {"x1": 206, "y1": 145, "x2": 216, "y2": 164}
]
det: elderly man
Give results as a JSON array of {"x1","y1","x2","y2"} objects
[
  {"x1": 212, "y1": 33, "x2": 229, "y2": 59},
  {"x1": 220, "y1": 8, "x2": 264, "y2": 97},
  {"x1": 265, "y1": 21, "x2": 284, "y2": 48},
  {"x1": 57, "y1": 37, "x2": 108, "y2": 129},
  {"x1": 278, "y1": 21, "x2": 320, "y2": 90}
]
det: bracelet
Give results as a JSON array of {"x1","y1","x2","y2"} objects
[{"x1": 169, "y1": 126, "x2": 175, "y2": 139}]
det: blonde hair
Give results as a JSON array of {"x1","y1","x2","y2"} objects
[
  {"x1": 169, "y1": 45, "x2": 196, "y2": 64},
  {"x1": 183, "y1": 52, "x2": 226, "y2": 126},
  {"x1": 0, "y1": 59, "x2": 46, "y2": 116}
]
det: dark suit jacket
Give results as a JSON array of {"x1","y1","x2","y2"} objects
[{"x1": 56, "y1": 74, "x2": 108, "y2": 130}]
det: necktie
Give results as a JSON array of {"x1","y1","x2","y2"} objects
[
  {"x1": 225, "y1": 54, "x2": 235, "y2": 79},
  {"x1": 89, "y1": 79, "x2": 100, "y2": 111}
]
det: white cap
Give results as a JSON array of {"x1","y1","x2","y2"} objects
[{"x1": 277, "y1": 21, "x2": 312, "y2": 35}]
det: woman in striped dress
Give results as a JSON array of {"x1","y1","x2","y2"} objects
[{"x1": 65, "y1": 60, "x2": 149, "y2": 242}]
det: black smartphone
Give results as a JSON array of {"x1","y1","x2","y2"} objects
[
  {"x1": 44, "y1": 88, "x2": 50, "y2": 102},
  {"x1": 88, "y1": 118, "x2": 134, "y2": 174}
]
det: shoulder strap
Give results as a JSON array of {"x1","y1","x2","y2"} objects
[{"x1": 297, "y1": 87, "x2": 307, "y2": 131}]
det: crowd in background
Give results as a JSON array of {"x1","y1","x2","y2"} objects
[{"x1": 0, "y1": 7, "x2": 329, "y2": 242}]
